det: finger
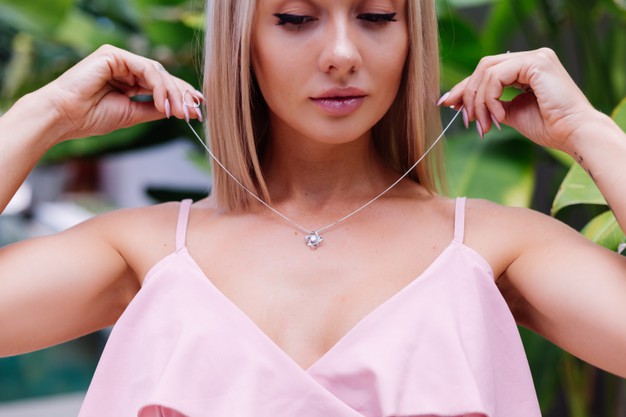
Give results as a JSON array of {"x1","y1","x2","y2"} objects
[
  {"x1": 94, "y1": 45, "x2": 206, "y2": 123},
  {"x1": 440, "y1": 77, "x2": 469, "y2": 111},
  {"x1": 101, "y1": 48, "x2": 180, "y2": 119},
  {"x1": 475, "y1": 57, "x2": 543, "y2": 134},
  {"x1": 461, "y1": 54, "x2": 512, "y2": 124},
  {"x1": 122, "y1": 101, "x2": 167, "y2": 127},
  {"x1": 181, "y1": 86, "x2": 205, "y2": 122}
]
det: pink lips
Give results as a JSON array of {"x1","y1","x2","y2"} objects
[{"x1": 310, "y1": 88, "x2": 367, "y2": 116}]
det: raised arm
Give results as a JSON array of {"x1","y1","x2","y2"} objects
[
  {"x1": 1, "y1": 44, "x2": 201, "y2": 212},
  {"x1": 439, "y1": 48, "x2": 626, "y2": 378},
  {"x1": 0, "y1": 45, "x2": 202, "y2": 357}
]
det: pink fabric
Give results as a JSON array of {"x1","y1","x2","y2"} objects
[{"x1": 78, "y1": 198, "x2": 541, "y2": 417}]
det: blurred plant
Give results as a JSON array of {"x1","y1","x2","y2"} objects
[{"x1": 0, "y1": 0, "x2": 205, "y2": 163}]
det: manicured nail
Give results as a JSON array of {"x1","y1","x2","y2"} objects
[
  {"x1": 476, "y1": 120, "x2": 484, "y2": 139},
  {"x1": 165, "y1": 99, "x2": 171, "y2": 119},
  {"x1": 491, "y1": 114, "x2": 502, "y2": 131},
  {"x1": 183, "y1": 103, "x2": 190, "y2": 123},
  {"x1": 196, "y1": 90, "x2": 206, "y2": 101},
  {"x1": 195, "y1": 107, "x2": 203, "y2": 123},
  {"x1": 437, "y1": 92, "x2": 450, "y2": 107},
  {"x1": 462, "y1": 108, "x2": 469, "y2": 129}
]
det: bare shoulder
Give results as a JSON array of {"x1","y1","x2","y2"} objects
[
  {"x1": 463, "y1": 197, "x2": 585, "y2": 279},
  {"x1": 83, "y1": 200, "x2": 194, "y2": 283}
]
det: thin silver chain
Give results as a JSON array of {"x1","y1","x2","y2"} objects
[{"x1": 184, "y1": 104, "x2": 462, "y2": 246}]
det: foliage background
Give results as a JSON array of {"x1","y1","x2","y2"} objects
[{"x1": 0, "y1": 0, "x2": 625, "y2": 415}]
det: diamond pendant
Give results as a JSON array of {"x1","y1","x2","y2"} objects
[{"x1": 305, "y1": 231, "x2": 323, "y2": 249}]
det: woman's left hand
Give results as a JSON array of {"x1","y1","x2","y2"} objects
[{"x1": 438, "y1": 48, "x2": 597, "y2": 153}]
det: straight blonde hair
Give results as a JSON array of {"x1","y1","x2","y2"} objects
[{"x1": 203, "y1": 0, "x2": 443, "y2": 212}]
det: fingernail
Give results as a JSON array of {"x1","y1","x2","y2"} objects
[
  {"x1": 183, "y1": 104, "x2": 190, "y2": 123},
  {"x1": 462, "y1": 108, "x2": 469, "y2": 129},
  {"x1": 196, "y1": 90, "x2": 206, "y2": 101},
  {"x1": 437, "y1": 92, "x2": 450, "y2": 107},
  {"x1": 165, "y1": 99, "x2": 171, "y2": 119},
  {"x1": 476, "y1": 120, "x2": 484, "y2": 139},
  {"x1": 491, "y1": 114, "x2": 502, "y2": 131},
  {"x1": 195, "y1": 107, "x2": 203, "y2": 123}
]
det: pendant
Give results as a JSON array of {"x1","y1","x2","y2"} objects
[{"x1": 305, "y1": 231, "x2": 323, "y2": 249}]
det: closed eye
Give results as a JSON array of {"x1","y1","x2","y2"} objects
[
  {"x1": 357, "y1": 13, "x2": 397, "y2": 23},
  {"x1": 273, "y1": 13, "x2": 317, "y2": 27}
]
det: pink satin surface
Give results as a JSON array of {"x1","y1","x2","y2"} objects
[{"x1": 78, "y1": 198, "x2": 541, "y2": 417}]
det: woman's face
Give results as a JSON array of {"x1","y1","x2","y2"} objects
[{"x1": 251, "y1": 0, "x2": 409, "y2": 146}]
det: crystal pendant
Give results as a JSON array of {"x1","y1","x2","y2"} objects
[{"x1": 305, "y1": 231, "x2": 323, "y2": 249}]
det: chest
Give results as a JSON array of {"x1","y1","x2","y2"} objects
[{"x1": 180, "y1": 210, "x2": 455, "y2": 369}]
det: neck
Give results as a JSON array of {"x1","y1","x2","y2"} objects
[{"x1": 261, "y1": 127, "x2": 395, "y2": 212}]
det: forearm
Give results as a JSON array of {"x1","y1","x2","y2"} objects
[
  {"x1": 0, "y1": 91, "x2": 63, "y2": 213},
  {"x1": 563, "y1": 110, "x2": 626, "y2": 231}
]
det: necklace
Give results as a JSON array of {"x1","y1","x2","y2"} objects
[{"x1": 183, "y1": 97, "x2": 462, "y2": 249}]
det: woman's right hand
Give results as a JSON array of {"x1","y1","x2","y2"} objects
[{"x1": 36, "y1": 44, "x2": 202, "y2": 143}]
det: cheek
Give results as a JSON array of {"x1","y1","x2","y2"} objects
[
  {"x1": 378, "y1": 37, "x2": 408, "y2": 84},
  {"x1": 252, "y1": 41, "x2": 310, "y2": 117}
]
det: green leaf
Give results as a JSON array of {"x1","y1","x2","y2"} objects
[
  {"x1": 581, "y1": 210, "x2": 625, "y2": 251},
  {"x1": 611, "y1": 96, "x2": 626, "y2": 130},
  {"x1": 0, "y1": 33, "x2": 33, "y2": 99},
  {"x1": 438, "y1": 13, "x2": 483, "y2": 73},
  {"x1": 551, "y1": 163, "x2": 607, "y2": 216},
  {"x1": 612, "y1": 0, "x2": 626, "y2": 11},
  {"x1": 551, "y1": 96, "x2": 626, "y2": 216},
  {"x1": 445, "y1": 129, "x2": 535, "y2": 207},
  {"x1": 0, "y1": 0, "x2": 76, "y2": 35},
  {"x1": 54, "y1": 9, "x2": 129, "y2": 53}
]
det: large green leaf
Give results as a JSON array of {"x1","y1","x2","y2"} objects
[
  {"x1": 438, "y1": 13, "x2": 483, "y2": 73},
  {"x1": 611, "y1": 96, "x2": 626, "y2": 130},
  {"x1": 581, "y1": 210, "x2": 625, "y2": 251},
  {"x1": 479, "y1": 1, "x2": 536, "y2": 55},
  {"x1": 438, "y1": 12, "x2": 484, "y2": 91},
  {"x1": 551, "y1": 163, "x2": 607, "y2": 216},
  {"x1": 445, "y1": 128, "x2": 535, "y2": 206},
  {"x1": 551, "y1": 96, "x2": 626, "y2": 216}
]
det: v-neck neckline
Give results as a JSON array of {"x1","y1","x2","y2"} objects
[{"x1": 177, "y1": 240, "x2": 460, "y2": 373}]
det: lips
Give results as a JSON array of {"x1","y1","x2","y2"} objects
[{"x1": 310, "y1": 88, "x2": 367, "y2": 116}]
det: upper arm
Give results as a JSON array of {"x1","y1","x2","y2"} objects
[
  {"x1": 500, "y1": 207, "x2": 626, "y2": 377},
  {"x1": 0, "y1": 210, "x2": 142, "y2": 357}
]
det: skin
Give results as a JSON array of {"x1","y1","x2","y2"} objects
[{"x1": 1, "y1": 0, "x2": 626, "y2": 376}]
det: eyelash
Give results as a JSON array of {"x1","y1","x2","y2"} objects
[{"x1": 273, "y1": 13, "x2": 397, "y2": 29}]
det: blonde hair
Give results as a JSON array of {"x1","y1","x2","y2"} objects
[{"x1": 203, "y1": 0, "x2": 443, "y2": 212}]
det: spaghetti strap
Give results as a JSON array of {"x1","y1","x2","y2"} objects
[
  {"x1": 453, "y1": 197, "x2": 467, "y2": 243},
  {"x1": 176, "y1": 199, "x2": 193, "y2": 251}
]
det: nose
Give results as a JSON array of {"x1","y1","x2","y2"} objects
[{"x1": 318, "y1": 16, "x2": 362, "y2": 77}]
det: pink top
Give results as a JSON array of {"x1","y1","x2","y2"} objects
[{"x1": 78, "y1": 198, "x2": 541, "y2": 417}]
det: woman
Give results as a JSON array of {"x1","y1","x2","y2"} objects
[{"x1": 1, "y1": 0, "x2": 625, "y2": 416}]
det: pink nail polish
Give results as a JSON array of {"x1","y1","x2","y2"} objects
[
  {"x1": 196, "y1": 90, "x2": 206, "y2": 101},
  {"x1": 195, "y1": 107, "x2": 203, "y2": 123},
  {"x1": 476, "y1": 120, "x2": 484, "y2": 139},
  {"x1": 462, "y1": 108, "x2": 469, "y2": 129},
  {"x1": 183, "y1": 104, "x2": 190, "y2": 123},
  {"x1": 165, "y1": 99, "x2": 171, "y2": 119},
  {"x1": 491, "y1": 114, "x2": 502, "y2": 131},
  {"x1": 437, "y1": 92, "x2": 450, "y2": 107}
]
